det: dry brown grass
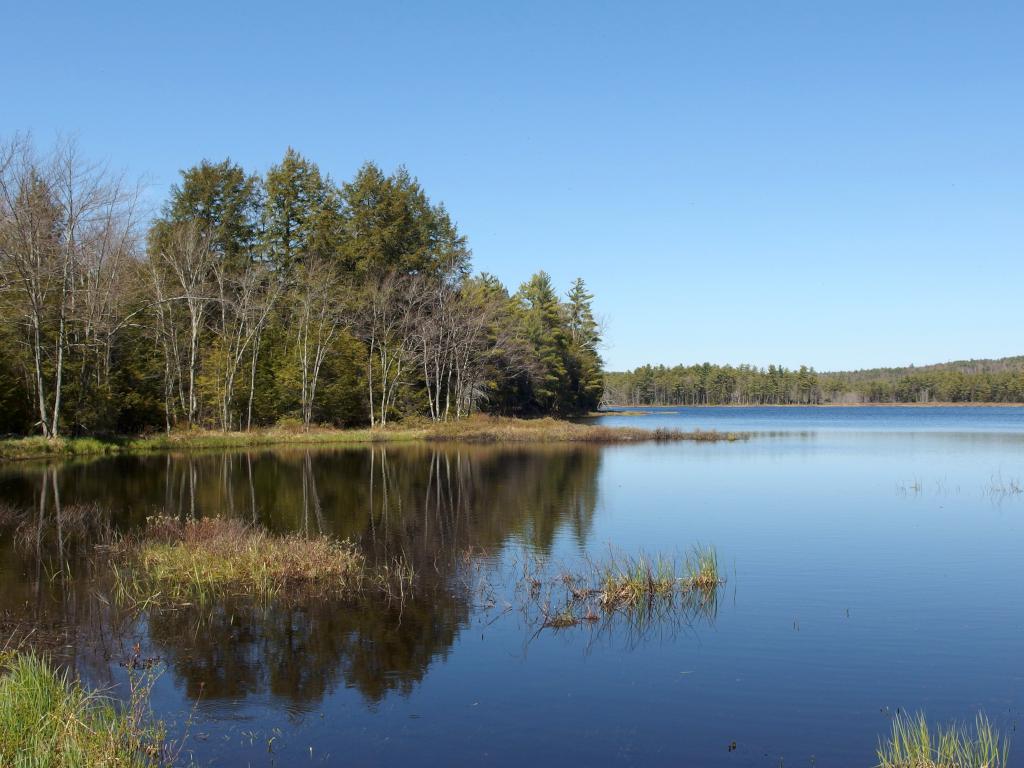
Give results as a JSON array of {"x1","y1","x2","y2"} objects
[
  {"x1": 110, "y1": 516, "x2": 411, "y2": 607},
  {"x1": 423, "y1": 415, "x2": 744, "y2": 443}
]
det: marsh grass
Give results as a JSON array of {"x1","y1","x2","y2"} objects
[
  {"x1": 7, "y1": 503, "x2": 113, "y2": 556},
  {"x1": 0, "y1": 652, "x2": 169, "y2": 767},
  {"x1": 0, "y1": 417, "x2": 746, "y2": 463},
  {"x1": 524, "y1": 545, "x2": 725, "y2": 631},
  {"x1": 424, "y1": 416, "x2": 744, "y2": 444},
  {"x1": 109, "y1": 516, "x2": 411, "y2": 607},
  {"x1": 0, "y1": 436, "x2": 121, "y2": 462},
  {"x1": 877, "y1": 711, "x2": 1009, "y2": 768},
  {"x1": 596, "y1": 545, "x2": 722, "y2": 610}
]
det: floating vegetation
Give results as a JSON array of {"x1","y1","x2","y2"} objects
[
  {"x1": 876, "y1": 711, "x2": 1009, "y2": 768},
  {"x1": 0, "y1": 651, "x2": 171, "y2": 767},
  {"x1": 109, "y1": 516, "x2": 413, "y2": 608}
]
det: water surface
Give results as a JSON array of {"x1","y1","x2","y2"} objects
[{"x1": 1, "y1": 408, "x2": 1022, "y2": 766}]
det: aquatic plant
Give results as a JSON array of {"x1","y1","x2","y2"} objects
[
  {"x1": 0, "y1": 652, "x2": 169, "y2": 767},
  {"x1": 110, "y1": 516, "x2": 410, "y2": 607},
  {"x1": 518, "y1": 545, "x2": 725, "y2": 633},
  {"x1": 876, "y1": 711, "x2": 1009, "y2": 768},
  {"x1": 596, "y1": 545, "x2": 722, "y2": 610}
]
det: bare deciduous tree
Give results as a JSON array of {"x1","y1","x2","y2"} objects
[
  {"x1": 0, "y1": 135, "x2": 139, "y2": 437},
  {"x1": 149, "y1": 220, "x2": 214, "y2": 429},
  {"x1": 353, "y1": 271, "x2": 423, "y2": 427},
  {"x1": 211, "y1": 259, "x2": 280, "y2": 430},
  {"x1": 293, "y1": 257, "x2": 348, "y2": 430}
]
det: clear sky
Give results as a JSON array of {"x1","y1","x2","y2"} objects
[{"x1": 7, "y1": 1, "x2": 1022, "y2": 371}]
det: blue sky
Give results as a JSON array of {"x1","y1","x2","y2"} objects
[{"x1": 7, "y1": 1, "x2": 1022, "y2": 371}]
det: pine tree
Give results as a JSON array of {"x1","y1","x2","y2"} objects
[
  {"x1": 262, "y1": 148, "x2": 343, "y2": 273},
  {"x1": 517, "y1": 271, "x2": 569, "y2": 414},
  {"x1": 153, "y1": 159, "x2": 261, "y2": 272},
  {"x1": 565, "y1": 277, "x2": 604, "y2": 413}
]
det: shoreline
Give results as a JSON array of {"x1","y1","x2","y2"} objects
[
  {"x1": 0, "y1": 416, "x2": 745, "y2": 464},
  {"x1": 599, "y1": 402, "x2": 1024, "y2": 410}
]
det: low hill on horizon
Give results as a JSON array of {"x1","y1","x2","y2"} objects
[{"x1": 602, "y1": 356, "x2": 1024, "y2": 406}]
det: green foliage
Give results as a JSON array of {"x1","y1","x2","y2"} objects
[
  {"x1": 877, "y1": 711, "x2": 1009, "y2": 768},
  {"x1": 339, "y1": 163, "x2": 470, "y2": 278},
  {"x1": 1, "y1": 137, "x2": 604, "y2": 436},
  {"x1": 0, "y1": 653, "x2": 168, "y2": 767},
  {"x1": 262, "y1": 148, "x2": 343, "y2": 273},
  {"x1": 517, "y1": 271, "x2": 569, "y2": 413},
  {"x1": 152, "y1": 157, "x2": 261, "y2": 270},
  {"x1": 605, "y1": 357, "x2": 1024, "y2": 406}
]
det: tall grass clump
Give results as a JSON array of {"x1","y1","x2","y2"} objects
[
  {"x1": 525, "y1": 544, "x2": 725, "y2": 630},
  {"x1": 684, "y1": 543, "x2": 721, "y2": 590},
  {"x1": 596, "y1": 545, "x2": 723, "y2": 610},
  {"x1": 110, "y1": 516, "x2": 408, "y2": 607},
  {"x1": 597, "y1": 553, "x2": 679, "y2": 609},
  {"x1": 0, "y1": 652, "x2": 168, "y2": 767},
  {"x1": 877, "y1": 711, "x2": 1009, "y2": 768}
]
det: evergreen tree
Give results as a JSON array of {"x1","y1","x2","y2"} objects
[
  {"x1": 340, "y1": 163, "x2": 470, "y2": 278},
  {"x1": 152, "y1": 159, "x2": 261, "y2": 272},
  {"x1": 565, "y1": 278, "x2": 604, "y2": 413},
  {"x1": 261, "y1": 148, "x2": 343, "y2": 273},
  {"x1": 516, "y1": 271, "x2": 568, "y2": 414}
]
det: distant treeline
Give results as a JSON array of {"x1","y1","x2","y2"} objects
[
  {"x1": 604, "y1": 357, "x2": 1024, "y2": 406},
  {"x1": 0, "y1": 136, "x2": 603, "y2": 437}
]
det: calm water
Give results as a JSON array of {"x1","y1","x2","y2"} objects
[{"x1": 2, "y1": 407, "x2": 1023, "y2": 766}]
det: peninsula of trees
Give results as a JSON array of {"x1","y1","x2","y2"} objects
[
  {"x1": 0, "y1": 136, "x2": 603, "y2": 437},
  {"x1": 604, "y1": 357, "x2": 1024, "y2": 406}
]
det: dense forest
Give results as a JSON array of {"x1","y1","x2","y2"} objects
[
  {"x1": 0, "y1": 136, "x2": 604, "y2": 437},
  {"x1": 604, "y1": 357, "x2": 1024, "y2": 406}
]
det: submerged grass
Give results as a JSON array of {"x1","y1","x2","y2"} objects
[
  {"x1": 596, "y1": 545, "x2": 723, "y2": 610},
  {"x1": 109, "y1": 516, "x2": 410, "y2": 607},
  {"x1": 522, "y1": 545, "x2": 725, "y2": 630},
  {"x1": 0, "y1": 652, "x2": 169, "y2": 767},
  {"x1": 0, "y1": 416, "x2": 746, "y2": 463},
  {"x1": 877, "y1": 711, "x2": 1009, "y2": 768}
]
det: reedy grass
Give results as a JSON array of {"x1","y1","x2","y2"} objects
[
  {"x1": 877, "y1": 711, "x2": 1009, "y2": 768},
  {"x1": 596, "y1": 545, "x2": 723, "y2": 610},
  {"x1": 0, "y1": 416, "x2": 746, "y2": 463},
  {"x1": 109, "y1": 516, "x2": 410, "y2": 607},
  {"x1": 0, "y1": 652, "x2": 169, "y2": 767},
  {"x1": 527, "y1": 545, "x2": 725, "y2": 630}
]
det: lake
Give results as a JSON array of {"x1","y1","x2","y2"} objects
[{"x1": 2, "y1": 406, "x2": 1023, "y2": 766}]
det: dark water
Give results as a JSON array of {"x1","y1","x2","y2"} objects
[{"x1": 2, "y1": 408, "x2": 1023, "y2": 766}]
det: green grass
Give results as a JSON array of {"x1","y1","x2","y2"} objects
[
  {"x1": 110, "y1": 516, "x2": 409, "y2": 607},
  {"x1": 0, "y1": 652, "x2": 168, "y2": 767},
  {"x1": 0, "y1": 416, "x2": 746, "y2": 463},
  {"x1": 596, "y1": 545, "x2": 723, "y2": 610},
  {"x1": 0, "y1": 436, "x2": 122, "y2": 462},
  {"x1": 877, "y1": 711, "x2": 1009, "y2": 768},
  {"x1": 528, "y1": 545, "x2": 725, "y2": 629}
]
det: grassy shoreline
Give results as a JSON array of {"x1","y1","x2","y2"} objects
[
  {"x1": 0, "y1": 416, "x2": 746, "y2": 463},
  {"x1": 0, "y1": 652, "x2": 169, "y2": 767}
]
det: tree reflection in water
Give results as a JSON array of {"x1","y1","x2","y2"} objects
[{"x1": 0, "y1": 444, "x2": 603, "y2": 705}]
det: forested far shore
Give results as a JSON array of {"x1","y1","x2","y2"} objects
[
  {"x1": 0, "y1": 136, "x2": 603, "y2": 438},
  {"x1": 604, "y1": 357, "x2": 1024, "y2": 406}
]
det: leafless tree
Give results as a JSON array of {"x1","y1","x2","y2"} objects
[
  {"x1": 211, "y1": 258, "x2": 280, "y2": 430},
  {"x1": 293, "y1": 257, "x2": 348, "y2": 430},
  {"x1": 149, "y1": 220, "x2": 214, "y2": 429},
  {"x1": 0, "y1": 135, "x2": 139, "y2": 437},
  {"x1": 353, "y1": 271, "x2": 424, "y2": 427}
]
